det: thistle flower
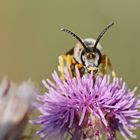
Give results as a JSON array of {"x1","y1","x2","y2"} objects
[
  {"x1": 33, "y1": 68, "x2": 140, "y2": 140},
  {"x1": 0, "y1": 78, "x2": 37, "y2": 140}
]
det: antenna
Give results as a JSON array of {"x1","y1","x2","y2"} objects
[
  {"x1": 94, "y1": 22, "x2": 114, "y2": 48},
  {"x1": 61, "y1": 28, "x2": 87, "y2": 51}
]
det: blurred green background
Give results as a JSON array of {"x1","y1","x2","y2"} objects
[{"x1": 0, "y1": 0, "x2": 140, "y2": 139}]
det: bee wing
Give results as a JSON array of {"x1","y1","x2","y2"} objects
[
  {"x1": 65, "y1": 47, "x2": 74, "y2": 55},
  {"x1": 100, "y1": 54, "x2": 116, "y2": 77}
]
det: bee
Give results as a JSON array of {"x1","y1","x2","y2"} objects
[{"x1": 58, "y1": 22, "x2": 116, "y2": 80}]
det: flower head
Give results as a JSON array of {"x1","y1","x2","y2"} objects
[
  {"x1": 33, "y1": 68, "x2": 140, "y2": 140},
  {"x1": 0, "y1": 78, "x2": 37, "y2": 140}
]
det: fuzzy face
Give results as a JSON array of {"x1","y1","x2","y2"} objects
[{"x1": 73, "y1": 38, "x2": 102, "y2": 73}]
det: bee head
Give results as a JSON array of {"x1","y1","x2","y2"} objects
[{"x1": 61, "y1": 22, "x2": 114, "y2": 73}]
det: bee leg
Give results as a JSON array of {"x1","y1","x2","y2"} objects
[
  {"x1": 75, "y1": 63, "x2": 83, "y2": 69},
  {"x1": 58, "y1": 55, "x2": 77, "y2": 80},
  {"x1": 58, "y1": 55, "x2": 65, "y2": 81},
  {"x1": 100, "y1": 54, "x2": 116, "y2": 77},
  {"x1": 74, "y1": 63, "x2": 84, "y2": 77},
  {"x1": 100, "y1": 55, "x2": 108, "y2": 77},
  {"x1": 107, "y1": 55, "x2": 116, "y2": 77},
  {"x1": 65, "y1": 55, "x2": 75, "y2": 77}
]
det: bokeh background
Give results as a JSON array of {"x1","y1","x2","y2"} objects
[{"x1": 0, "y1": 0, "x2": 140, "y2": 139}]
